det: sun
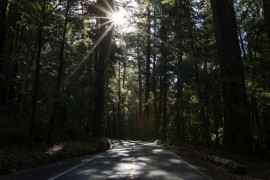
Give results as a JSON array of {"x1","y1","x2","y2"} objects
[
  {"x1": 110, "y1": 9, "x2": 128, "y2": 26},
  {"x1": 110, "y1": 9, "x2": 137, "y2": 33}
]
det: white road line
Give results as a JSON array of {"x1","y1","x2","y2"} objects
[{"x1": 48, "y1": 151, "x2": 108, "y2": 180}]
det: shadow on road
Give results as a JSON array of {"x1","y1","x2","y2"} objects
[{"x1": 50, "y1": 140, "x2": 209, "y2": 179}]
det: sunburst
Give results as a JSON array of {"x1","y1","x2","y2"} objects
[{"x1": 110, "y1": 9, "x2": 128, "y2": 26}]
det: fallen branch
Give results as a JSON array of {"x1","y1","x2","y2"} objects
[{"x1": 194, "y1": 151, "x2": 246, "y2": 175}]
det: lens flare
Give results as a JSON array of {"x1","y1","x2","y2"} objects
[{"x1": 111, "y1": 9, "x2": 128, "y2": 26}]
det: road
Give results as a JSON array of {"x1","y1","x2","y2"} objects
[{"x1": 1, "y1": 140, "x2": 210, "y2": 180}]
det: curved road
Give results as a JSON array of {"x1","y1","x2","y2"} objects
[{"x1": 1, "y1": 140, "x2": 211, "y2": 180}]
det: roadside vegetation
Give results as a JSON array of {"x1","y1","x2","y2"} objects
[
  {"x1": 0, "y1": 137, "x2": 111, "y2": 176},
  {"x1": 158, "y1": 140, "x2": 270, "y2": 179}
]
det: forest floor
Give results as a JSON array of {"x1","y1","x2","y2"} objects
[{"x1": 161, "y1": 143, "x2": 270, "y2": 180}]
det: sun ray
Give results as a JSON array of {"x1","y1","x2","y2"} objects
[
  {"x1": 94, "y1": 16, "x2": 110, "y2": 19},
  {"x1": 100, "y1": 20, "x2": 113, "y2": 27},
  {"x1": 138, "y1": 28, "x2": 203, "y2": 62},
  {"x1": 95, "y1": 5, "x2": 110, "y2": 15},
  {"x1": 61, "y1": 0, "x2": 139, "y2": 89},
  {"x1": 102, "y1": 0, "x2": 114, "y2": 13},
  {"x1": 61, "y1": 23, "x2": 115, "y2": 90}
]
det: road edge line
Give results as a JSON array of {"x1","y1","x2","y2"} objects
[{"x1": 48, "y1": 151, "x2": 108, "y2": 180}]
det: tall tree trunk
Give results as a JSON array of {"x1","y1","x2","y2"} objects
[
  {"x1": 117, "y1": 59, "x2": 122, "y2": 138},
  {"x1": 122, "y1": 56, "x2": 126, "y2": 139},
  {"x1": 152, "y1": 7, "x2": 159, "y2": 139},
  {"x1": 92, "y1": 0, "x2": 114, "y2": 137},
  {"x1": 202, "y1": 54, "x2": 210, "y2": 146},
  {"x1": 4, "y1": 1, "x2": 20, "y2": 116},
  {"x1": 86, "y1": 54, "x2": 95, "y2": 133},
  {"x1": 263, "y1": 0, "x2": 270, "y2": 48},
  {"x1": 160, "y1": 20, "x2": 168, "y2": 142},
  {"x1": 158, "y1": 61, "x2": 163, "y2": 141},
  {"x1": 28, "y1": 0, "x2": 47, "y2": 146},
  {"x1": 174, "y1": 0, "x2": 184, "y2": 144},
  {"x1": 152, "y1": 48, "x2": 159, "y2": 139},
  {"x1": 175, "y1": 52, "x2": 184, "y2": 143},
  {"x1": 144, "y1": 6, "x2": 151, "y2": 139},
  {"x1": 47, "y1": 0, "x2": 71, "y2": 144},
  {"x1": 137, "y1": 40, "x2": 143, "y2": 139},
  {"x1": 0, "y1": 0, "x2": 7, "y2": 54},
  {"x1": 210, "y1": 0, "x2": 253, "y2": 150},
  {"x1": 112, "y1": 103, "x2": 117, "y2": 138},
  {"x1": 161, "y1": 54, "x2": 168, "y2": 142},
  {"x1": 0, "y1": 0, "x2": 8, "y2": 108}
]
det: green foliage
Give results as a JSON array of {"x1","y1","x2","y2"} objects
[
  {"x1": 161, "y1": 0, "x2": 175, "y2": 6},
  {"x1": 95, "y1": 138, "x2": 112, "y2": 152}
]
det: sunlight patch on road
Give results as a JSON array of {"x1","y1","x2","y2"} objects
[
  {"x1": 169, "y1": 159, "x2": 182, "y2": 164},
  {"x1": 128, "y1": 145, "x2": 136, "y2": 179},
  {"x1": 153, "y1": 149, "x2": 164, "y2": 152}
]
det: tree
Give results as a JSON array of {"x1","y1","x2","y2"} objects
[
  {"x1": 160, "y1": 15, "x2": 168, "y2": 142},
  {"x1": 210, "y1": 0, "x2": 253, "y2": 150},
  {"x1": 137, "y1": 37, "x2": 144, "y2": 139},
  {"x1": 263, "y1": 0, "x2": 270, "y2": 48},
  {"x1": 173, "y1": 0, "x2": 185, "y2": 144},
  {"x1": 144, "y1": 6, "x2": 151, "y2": 139},
  {"x1": 0, "y1": 0, "x2": 8, "y2": 108},
  {"x1": 152, "y1": 5, "x2": 160, "y2": 139},
  {"x1": 91, "y1": 0, "x2": 114, "y2": 137}
]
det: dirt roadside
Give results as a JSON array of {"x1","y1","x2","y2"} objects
[{"x1": 161, "y1": 144, "x2": 270, "y2": 180}]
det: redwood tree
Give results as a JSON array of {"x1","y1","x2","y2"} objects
[
  {"x1": 210, "y1": 0, "x2": 253, "y2": 150},
  {"x1": 0, "y1": 0, "x2": 8, "y2": 107},
  {"x1": 263, "y1": 0, "x2": 270, "y2": 48},
  {"x1": 92, "y1": 0, "x2": 114, "y2": 137}
]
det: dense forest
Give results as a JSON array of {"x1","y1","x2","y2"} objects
[{"x1": 0, "y1": 0, "x2": 270, "y2": 153}]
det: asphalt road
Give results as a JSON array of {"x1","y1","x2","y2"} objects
[{"x1": 1, "y1": 140, "x2": 210, "y2": 180}]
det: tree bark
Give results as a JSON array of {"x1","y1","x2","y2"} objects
[
  {"x1": 210, "y1": 0, "x2": 252, "y2": 150},
  {"x1": 161, "y1": 54, "x2": 168, "y2": 142},
  {"x1": 144, "y1": 6, "x2": 151, "y2": 139},
  {"x1": 92, "y1": 0, "x2": 114, "y2": 137},
  {"x1": 152, "y1": 7, "x2": 159, "y2": 139},
  {"x1": 137, "y1": 39, "x2": 143, "y2": 139},
  {"x1": 0, "y1": 0, "x2": 8, "y2": 108},
  {"x1": 174, "y1": 0, "x2": 185, "y2": 144},
  {"x1": 158, "y1": 62, "x2": 163, "y2": 141},
  {"x1": 3, "y1": 1, "x2": 20, "y2": 117},
  {"x1": 263, "y1": 0, "x2": 270, "y2": 48},
  {"x1": 160, "y1": 21, "x2": 168, "y2": 142},
  {"x1": 117, "y1": 59, "x2": 122, "y2": 138}
]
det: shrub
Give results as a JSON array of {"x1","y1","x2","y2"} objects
[
  {"x1": 0, "y1": 139, "x2": 110, "y2": 176},
  {"x1": 96, "y1": 138, "x2": 111, "y2": 152}
]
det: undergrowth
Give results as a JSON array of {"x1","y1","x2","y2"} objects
[{"x1": 0, "y1": 138, "x2": 111, "y2": 176}]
